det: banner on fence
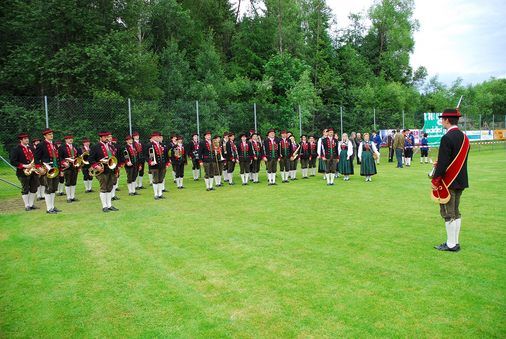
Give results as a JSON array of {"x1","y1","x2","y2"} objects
[
  {"x1": 422, "y1": 113, "x2": 445, "y2": 146},
  {"x1": 480, "y1": 130, "x2": 494, "y2": 141},
  {"x1": 493, "y1": 130, "x2": 506, "y2": 140}
]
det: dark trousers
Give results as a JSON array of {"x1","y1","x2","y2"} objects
[
  {"x1": 388, "y1": 147, "x2": 394, "y2": 162},
  {"x1": 227, "y1": 160, "x2": 236, "y2": 174},
  {"x1": 97, "y1": 171, "x2": 114, "y2": 193},
  {"x1": 17, "y1": 173, "x2": 39, "y2": 194},
  {"x1": 151, "y1": 167, "x2": 166, "y2": 184},
  {"x1": 82, "y1": 165, "x2": 93, "y2": 180},
  {"x1": 173, "y1": 162, "x2": 184, "y2": 178},
  {"x1": 191, "y1": 159, "x2": 200, "y2": 170},
  {"x1": 395, "y1": 148, "x2": 403, "y2": 168},
  {"x1": 308, "y1": 158, "x2": 316, "y2": 168},
  {"x1": 63, "y1": 167, "x2": 78, "y2": 186},
  {"x1": 266, "y1": 159, "x2": 277, "y2": 173},
  {"x1": 250, "y1": 159, "x2": 261, "y2": 173},
  {"x1": 325, "y1": 158, "x2": 337, "y2": 173},
  {"x1": 440, "y1": 189, "x2": 464, "y2": 221},
  {"x1": 138, "y1": 162, "x2": 145, "y2": 176},
  {"x1": 290, "y1": 159, "x2": 298, "y2": 171},
  {"x1": 279, "y1": 157, "x2": 290, "y2": 172},
  {"x1": 239, "y1": 159, "x2": 250, "y2": 174},
  {"x1": 300, "y1": 158, "x2": 309, "y2": 169},
  {"x1": 203, "y1": 162, "x2": 215, "y2": 179},
  {"x1": 125, "y1": 165, "x2": 139, "y2": 183},
  {"x1": 45, "y1": 176, "x2": 59, "y2": 194}
]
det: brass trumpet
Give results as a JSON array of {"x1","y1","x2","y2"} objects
[
  {"x1": 89, "y1": 163, "x2": 104, "y2": 177},
  {"x1": 148, "y1": 146, "x2": 157, "y2": 165},
  {"x1": 23, "y1": 160, "x2": 43, "y2": 176},
  {"x1": 79, "y1": 151, "x2": 90, "y2": 165}
]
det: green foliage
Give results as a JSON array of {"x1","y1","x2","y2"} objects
[{"x1": 0, "y1": 0, "x2": 504, "y2": 143}]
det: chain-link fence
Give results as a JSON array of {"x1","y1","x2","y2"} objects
[{"x1": 1, "y1": 95, "x2": 505, "y2": 152}]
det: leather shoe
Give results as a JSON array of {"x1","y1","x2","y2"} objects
[
  {"x1": 30, "y1": 206, "x2": 38, "y2": 210},
  {"x1": 434, "y1": 243, "x2": 461, "y2": 252},
  {"x1": 108, "y1": 206, "x2": 119, "y2": 211},
  {"x1": 46, "y1": 209, "x2": 57, "y2": 214},
  {"x1": 53, "y1": 207, "x2": 62, "y2": 212},
  {"x1": 102, "y1": 207, "x2": 110, "y2": 213}
]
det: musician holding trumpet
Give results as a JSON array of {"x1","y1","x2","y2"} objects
[
  {"x1": 59, "y1": 135, "x2": 80, "y2": 203},
  {"x1": 145, "y1": 131, "x2": 169, "y2": 200},
  {"x1": 123, "y1": 135, "x2": 140, "y2": 196},
  {"x1": 10, "y1": 133, "x2": 40, "y2": 211},
  {"x1": 90, "y1": 131, "x2": 119, "y2": 212},
  {"x1": 35, "y1": 128, "x2": 62, "y2": 214}
]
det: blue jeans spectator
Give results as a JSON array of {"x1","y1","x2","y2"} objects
[{"x1": 395, "y1": 149, "x2": 403, "y2": 168}]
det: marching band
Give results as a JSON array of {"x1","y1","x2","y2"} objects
[{"x1": 10, "y1": 127, "x2": 435, "y2": 213}]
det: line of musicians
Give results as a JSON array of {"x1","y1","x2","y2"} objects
[{"x1": 10, "y1": 128, "x2": 380, "y2": 213}]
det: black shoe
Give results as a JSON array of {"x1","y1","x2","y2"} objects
[
  {"x1": 138, "y1": 186, "x2": 145, "y2": 190},
  {"x1": 272, "y1": 182, "x2": 277, "y2": 185},
  {"x1": 268, "y1": 183, "x2": 272, "y2": 186},
  {"x1": 115, "y1": 188, "x2": 121, "y2": 191},
  {"x1": 434, "y1": 243, "x2": 461, "y2": 252},
  {"x1": 194, "y1": 178, "x2": 199, "y2": 181},
  {"x1": 111, "y1": 196, "x2": 120, "y2": 201},
  {"x1": 85, "y1": 190, "x2": 91, "y2": 193},
  {"x1": 53, "y1": 207, "x2": 62, "y2": 212},
  {"x1": 177, "y1": 186, "x2": 183, "y2": 190},
  {"x1": 228, "y1": 183, "x2": 234, "y2": 186},
  {"x1": 67, "y1": 199, "x2": 72, "y2": 203},
  {"x1": 242, "y1": 183, "x2": 247, "y2": 186},
  {"x1": 158, "y1": 195, "x2": 166, "y2": 199},
  {"x1": 25, "y1": 207, "x2": 31, "y2": 211},
  {"x1": 71, "y1": 198, "x2": 78, "y2": 202},
  {"x1": 154, "y1": 195, "x2": 160, "y2": 200},
  {"x1": 30, "y1": 205, "x2": 38, "y2": 210},
  {"x1": 210, "y1": 187, "x2": 215, "y2": 191},
  {"x1": 58, "y1": 192, "x2": 65, "y2": 196},
  {"x1": 129, "y1": 193, "x2": 135, "y2": 196},
  {"x1": 133, "y1": 192, "x2": 140, "y2": 195},
  {"x1": 206, "y1": 188, "x2": 211, "y2": 191},
  {"x1": 162, "y1": 189, "x2": 167, "y2": 192},
  {"x1": 108, "y1": 206, "x2": 119, "y2": 211},
  {"x1": 102, "y1": 207, "x2": 110, "y2": 213},
  {"x1": 46, "y1": 209, "x2": 57, "y2": 214}
]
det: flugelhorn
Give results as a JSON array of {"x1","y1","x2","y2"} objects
[
  {"x1": 148, "y1": 146, "x2": 157, "y2": 165},
  {"x1": 23, "y1": 160, "x2": 43, "y2": 176},
  {"x1": 100, "y1": 156, "x2": 118, "y2": 170},
  {"x1": 79, "y1": 151, "x2": 90, "y2": 165},
  {"x1": 43, "y1": 162, "x2": 60, "y2": 179},
  {"x1": 89, "y1": 163, "x2": 104, "y2": 177}
]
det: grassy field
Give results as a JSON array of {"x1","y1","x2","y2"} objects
[{"x1": 0, "y1": 145, "x2": 505, "y2": 337}]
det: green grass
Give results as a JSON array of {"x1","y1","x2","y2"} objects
[{"x1": 1, "y1": 145, "x2": 505, "y2": 337}]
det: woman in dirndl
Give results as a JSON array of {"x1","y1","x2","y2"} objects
[
  {"x1": 338, "y1": 133, "x2": 354, "y2": 181},
  {"x1": 358, "y1": 133, "x2": 380, "y2": 182}
]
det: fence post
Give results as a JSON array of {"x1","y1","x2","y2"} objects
[
  {"x1": 128, "y1": 98, "x2": 132, "y2": 135},
  {"x1": 196, "y1": 100, "x2": 200, "y2": 137},
  {"x1": 298, "y1": 105, "x2": 302, "y2": 137},
  {"x1": 254, "y1": 103, "x2": 257, "y2": 132},
  {"x1": 44, "y1": 96, "x2": 49, "y2": 128},
  {"x1": 492, "y1": 114, "x2": 495, "y2": 130},
  {"x1": 340, "y1": 106, "x2": 343, "y2": 136},
  {"x1": 479, "y1": 114, "x2": 482, "y2": 130},
  {"x1": 402, "y1": 109, "x2": 405, "y2": 129},
  {"x1": 373, "y1": 108, "x2": 376, "y2": 131}
]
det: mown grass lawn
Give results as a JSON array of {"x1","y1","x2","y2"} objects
[{"x1": 0, "y1": 145, "x2": 505, "y2": 337}]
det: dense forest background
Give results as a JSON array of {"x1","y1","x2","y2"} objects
[{"x1": 1, "y1": 0, "x2": 505, "y2": 144}]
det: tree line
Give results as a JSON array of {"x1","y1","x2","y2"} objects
[{"x1": 1, "y1": 0, "x2": 504, "y2": 147}]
